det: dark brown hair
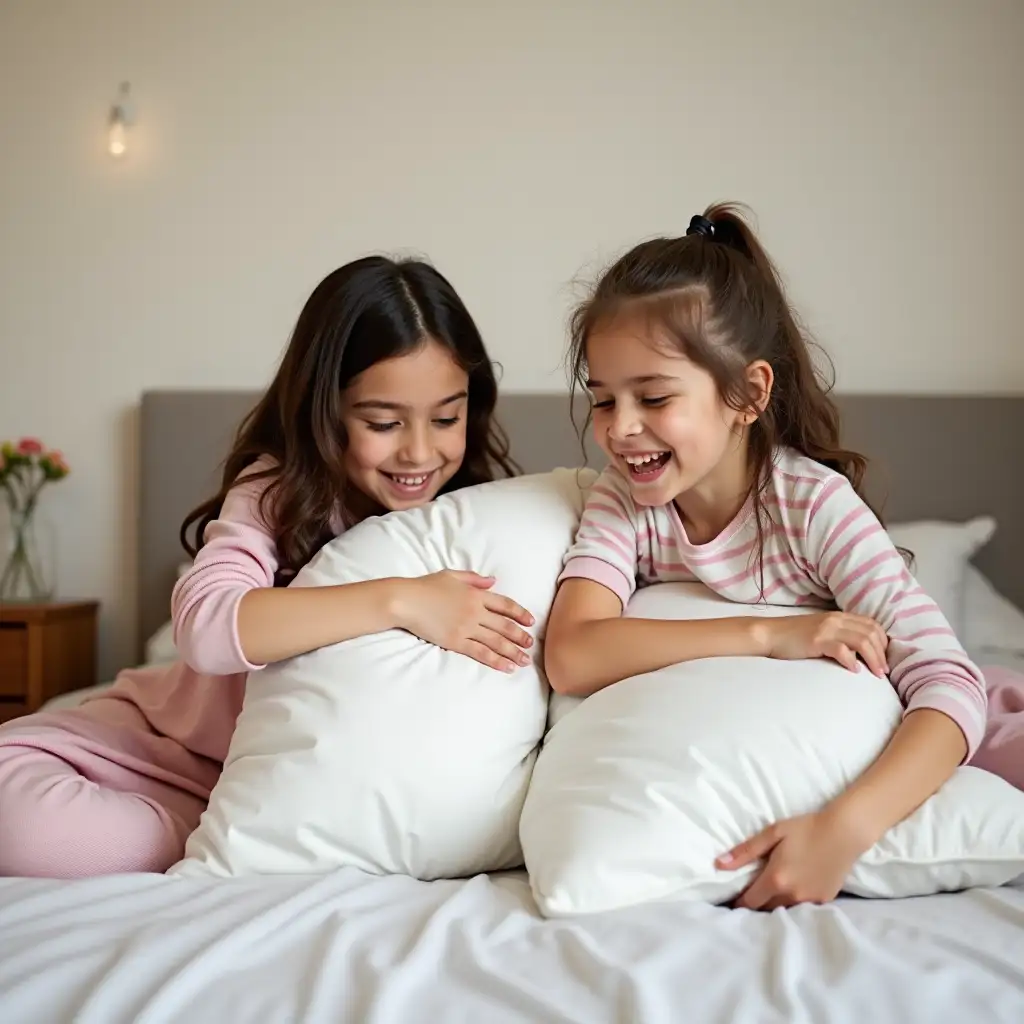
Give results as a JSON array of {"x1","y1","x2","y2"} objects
[
  {"x1": 181, "y1": 256, "x2": 518, "y2": 579},
  {"x1": 569, "y1": 201, "x2": 890, "y2": 590}
]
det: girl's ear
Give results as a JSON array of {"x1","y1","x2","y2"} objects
[{"x1": 743, "y1": 360, "x2": 774, "y2": 423}]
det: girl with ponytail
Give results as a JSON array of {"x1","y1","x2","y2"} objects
[{"x1": 544, "y1": 202, "x2": 1021, "y2": 910}]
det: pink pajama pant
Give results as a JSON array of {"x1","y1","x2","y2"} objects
[
  {"x1": 0, "y1": 697, "x2": 219, "y2": 878},
  {"x1": 1, "y1": 668, "x2": 1022, "y2": 879}
]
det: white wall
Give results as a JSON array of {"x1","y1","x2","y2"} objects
[{"x1": 1, "y1": 0, "x2": 1022, "y2": 679}]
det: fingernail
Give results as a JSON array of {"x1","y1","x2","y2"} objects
[{"x1": 717, "y1": 853, "x2": 733, "y2": 866}]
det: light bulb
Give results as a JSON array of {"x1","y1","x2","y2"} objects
[
  {"x1": 106, "y1": 82, "x2": 133, "y2": 158},
  {"x1": 108, "y1": 118, "x2": 126, "y2": 157}
]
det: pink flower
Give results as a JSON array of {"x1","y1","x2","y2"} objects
[
  {"x1": 17, "y1": 438, "x2": 43, "y2": 455},
  {"x1": 38, "y1": 450, "x2": 70, "y2": 480}
]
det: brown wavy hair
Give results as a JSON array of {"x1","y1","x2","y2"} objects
[
  {"x1": 181, "y1": 256, "x2": 519, "y2": 579},
  {"x1": 568, "y1": 201, "x2": 893, "y2": 592}
]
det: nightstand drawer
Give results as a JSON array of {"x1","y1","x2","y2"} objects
[
  {"x1": 0, "y1": 623, "x2": 28, "y2": 697},
  {"x1": 0, "y1": 601, "x2": 98, "y2": 719}
]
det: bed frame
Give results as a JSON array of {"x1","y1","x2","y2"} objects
[{"x1": 137, "y1": 390, "x2": 1024, "y2": 658}]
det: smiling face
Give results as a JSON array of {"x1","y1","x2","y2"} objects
[
  {"x1": 584, "y1": 312, "x2": 756, "y2": 515},
  {"x1": 340, "y1": 338, "x2": 469, "y2": 514}
]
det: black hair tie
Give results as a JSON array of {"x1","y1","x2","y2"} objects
[{"x1": 686, "y1": 214, "x2": 715, "y2": 238}]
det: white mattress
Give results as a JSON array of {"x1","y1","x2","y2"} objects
[{"x1": 1, "y1": 869, "x2": 1022, "y2": 1023}]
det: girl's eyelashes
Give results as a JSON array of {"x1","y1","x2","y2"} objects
[
  {"x1": 590, "y1": 396, "x2": 672, "y2": 410},
  {"x1": 364, "y1": 416, "x2": 462, "y2": 433}
]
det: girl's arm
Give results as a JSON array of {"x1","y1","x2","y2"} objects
[
  {"x1": 237, "y1": 570, "x2": 534, "y2": 671},
  {"x1": 797, "y1": 475, "x2": 982, "y2": 843},
  {"x1": 174, "y1": 466, "x2": 533, "y2": 674},
  {"x1": 544, "y1": 469, "x2": 767, "y2": 694},
  {"x1": 234, "y1": 578, "x2": 405, "y2": 666},
  {"x1": 545, "y1": 468, "x2": 889, "y2": 697},
  {"x1": 545, "y1": 579, "x2": 888, "y2": 697},
  {"x1": 172, "y1": 465, "x2": 288, "y2": 675},
  {"x1": 829, "y1": 707, "x2": 967, "y2": 836},
  {"x1": 172, "y1": 470, "x2": 410, "y2": 670},
  {"x1": 721, "y1": 708, "x2": 968, "y2": 911},
  {"x1": 544, "y1": 578, "x2": 769, "y2": 696},
  {"x1": 803, "y1": 475, "x2": 988, "y2": 762},
  {"x1": 719, "y1": 476, "x2": 985, "y2": 908}
]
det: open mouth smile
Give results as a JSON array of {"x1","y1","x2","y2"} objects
[
  {"x1": 380, "y1": 469, "x2": 438, "y2": 498},
  {"x1": 621, "y1": 452, "x2": 671, "y2": 483}
]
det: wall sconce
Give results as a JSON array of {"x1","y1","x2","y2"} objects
[{"x1": 107, "y1": 82, "x2": 134, "y2": 157}]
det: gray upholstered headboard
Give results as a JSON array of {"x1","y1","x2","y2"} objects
[{"x1": 138, "y1": 390, "x2": 1024, "y2": 657}]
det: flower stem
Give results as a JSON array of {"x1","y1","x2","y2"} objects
[{"x1": 1, "y1": 500, "x2": 48, "y2": 601}]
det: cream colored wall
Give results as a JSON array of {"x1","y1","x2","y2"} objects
[{"x1": 1, "y1": 0, "x2": 1022, "y2": 679}]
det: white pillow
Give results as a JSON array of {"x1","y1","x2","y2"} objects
[
  {"x1": 964, "y1": 565, "x2": 1024, "y2": 655},
  {"x1": 520, "y1": 582, "x2": 1024, "y2": 916},
  {"x1": 144, "y1": 620, "x2": 177, "y2": 665},
  {"x1": 169, "y1": 468, "x2": 597, "y2": 881},
  {"x1": 144, "y1": 561, "x2": 194, "y2": 665},
  {"x1": 885, "y1": 516, "x2": 995, "y2": 637}
]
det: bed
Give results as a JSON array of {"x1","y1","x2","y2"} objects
[{"x1": 2, "y1": 390, "x2": 1024, "y2": 1023}]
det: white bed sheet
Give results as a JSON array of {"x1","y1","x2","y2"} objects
[
  {"x1": 15, "y1": 643, "x2": 1024, "y2": 1021},
  {"x1": 1, "y1": 869, "x2": 1022, "y2": 1024}
]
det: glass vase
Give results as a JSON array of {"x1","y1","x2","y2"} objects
[{"x1": 0, "y1": 505, "x2": 55, "y2": 602}]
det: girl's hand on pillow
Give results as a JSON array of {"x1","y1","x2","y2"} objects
[
  {"x1": 394, "y1": 570, "x2": 535, "y2": 673},
  {"x1": 715, "y1": 806, "x2": 875, "y2": 911},
  {"x1": 764, "y1": 612, "x2": 889, "y2": 677}
]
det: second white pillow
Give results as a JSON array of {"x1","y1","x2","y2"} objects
[{"x1": 521, "y1": 582, "x2": 1024, "y2": 916}]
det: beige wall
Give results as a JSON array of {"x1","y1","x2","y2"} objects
[{"x1": 1, "y1": 0, "x2": 1023, "y2": 679}]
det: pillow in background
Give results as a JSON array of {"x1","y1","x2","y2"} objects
[
  {"x1": 885, "y1": 516, "x2": 994, "y2": 638},
  {"x1": 520, "y1": 582, "x2": 1024, "y2": 917},
  {"x1": 144, "y1": 561, "x2": 195, "y2": 665},
  {"x1": 963, "y1": 565, "x2": 1024, "y2": 655},
  {"x1": 169, "y1": 468, "x2": 597, "y2": 882},
  {"x1": 144, "y1": 622, "x2": 177, "y2": 665}
]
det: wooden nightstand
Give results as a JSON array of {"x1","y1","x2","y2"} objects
[{"x1": 0, "y1": 601, "x2": 99, "y2": 723}]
